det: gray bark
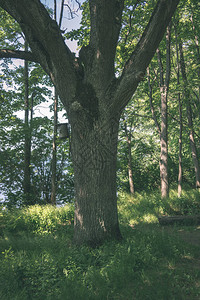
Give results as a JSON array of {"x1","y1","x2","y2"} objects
[
  {"x1": 158, "y1": 24, "x2": 171, "y2": 199},
  {"x1": 50, "y1": 89, "x2": 58, "y2": 206},
  {"x1": 179, "y1": 42, "x2": 200, "y2": 189},
  {"x1": 72, "y1": 112, "x2": 121, "y2": 245},
  {"x1": 190, "y1": 12, "x2": 200, "y2": 102},
  {"x1": 123, "y1": 118, "x2": 134, "y2": 195},
  {"x1": 23, "y1": 40, "x2": 32, "y2": 204},
  {"x1": 148, "y1": 24, "x2": 171, "y2": 199},
  {"x1": 174, "y1": 22, "x2": 183, "y2": 197}
]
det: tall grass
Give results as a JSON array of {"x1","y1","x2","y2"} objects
[
  {"x1": 118, "y1": 189, "x2": 200, "y2": 226},
  {"x1": 0, "y1": 189, "x2": 200, "y2": 299},
  {"x1": 0, "y1": 204, "x2": 74, "y2": 235}
]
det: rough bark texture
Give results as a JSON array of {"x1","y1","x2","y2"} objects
[
  {"x1": 0, "y1": 0, "x2": 180, "y2": 245},
  {"x1": 72, "y1": 113, "x2": 121, "y2": 245},
  {"x1": 157, "y1": 24, "x2": 171, "y2": 199},
  {"x1": 148, "y1": 24, "x2": 171, "y2": 199},
  {"x1": 159, "y1": 83, "x2": 169, "y2": 198}
]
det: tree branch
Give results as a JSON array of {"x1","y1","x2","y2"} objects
[
  {"x1": 113, "y1": 0, "x2": 180, "y2": 113},
  {"x1": 0, "y1": 0, "x2": 78, "y2": 109},
  {"x1": 0, "y1": 49, "x2": 39, "y2": 63},
  {"x1": 84, "y1": 0, "x2": 124, "y2": 88}
]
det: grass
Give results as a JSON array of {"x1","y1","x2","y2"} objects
[{"x1": 0, "y1": 189, "x2": 200, "y2": 299}]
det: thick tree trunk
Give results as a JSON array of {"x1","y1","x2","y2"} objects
[{"x1": 71, "y1": 111, "x2": 121, "y2": 246}]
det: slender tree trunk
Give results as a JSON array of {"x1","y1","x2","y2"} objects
[
  {"x1": 175, "y1": 22, "x2": 183, "y2": 197},
  {"x1": 190, "y1": 12, "x2": 200, "y2": 102},
  {"x1": 148, "y1": 64, "x2": 169, "y2": 197},
  {"x1": 23, "y1": 40, "x2": 32, "y2": 203},
  {"x1": 160, "y1": 89, "x2": 169, "y2": 198},
  {"x1": 147, "y1": 25, "x2": 171, "y2": 199},
  {"x1": 127, "y1": 140, "x2": 134, "y2": 195},
  {"x1": 50, "y1": 89, "x2": 58, "y2": 205},
  {"x1": 187, "y1": 104, "x2": 200, "y2": 188},
  {"x1": 157, "y1": 25, "x2": 171, "y2": 198},
  {"x1": 123, "y1": 119, "x2": 134, "y2": 195},
  {"x1": 50, "y1": 1, "x2": 62, "y2": 205},
  {"x1": 179, "y1": 42, "x2": 200, "y2": 188},
  {"x1": 59, "y1": 0, "x2": 65, "y2": 28},
  {"x1": 178, "y1": 94, "x2": 183, "y2": 197},
  {"x1": 147, "y1": 66, "x2": 161, "y2": 135}
]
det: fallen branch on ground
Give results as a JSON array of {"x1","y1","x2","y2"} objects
[{"x1": 158, "y1": 215, "x2": 200, "y2": 226}]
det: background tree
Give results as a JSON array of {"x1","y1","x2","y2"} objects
[
  {"x1": 23, "y1": 40, "x2": 33, "y2": 204},
  {"x1": 174, "y1": 20, "x2": 183, "y2": 197},
  {"x1": 147, "y1": 24, "x2": 171, "y2": 198},
  {"x1": 117, "y1": 0, "x2": 199, "y2": 195},
  {"x1": 121, "y1": 112, "x2": 135, "y2": 195}
]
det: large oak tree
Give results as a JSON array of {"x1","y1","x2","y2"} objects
[{"x1": 0, "y1": 0, "x2": 179, "y2": 246}]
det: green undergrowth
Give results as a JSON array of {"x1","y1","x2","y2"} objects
[
  {"x1": 0, "y1": 189, "x2": 200, "y2": 299},
  {"x1": 118, "y1": 189, "x2": 200, "y2": 226},
  {"x1": 0, "y1": 204, "x2": 74, "y2": 235}
]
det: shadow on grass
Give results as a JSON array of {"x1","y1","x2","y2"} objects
[{"x1": 0, "y1": 191, "x2": 200, "y2": 299}]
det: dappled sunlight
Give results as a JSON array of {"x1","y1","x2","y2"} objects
[
  {"x1": 141, "y1": 213, "x2": 158, "y2": 224},
  {"x1": 1, "y1": 192, "x2": 200, "y2": 298}
]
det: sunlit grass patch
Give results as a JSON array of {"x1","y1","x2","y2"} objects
[
  {"x1": 0, "y1": 203, "x2": 74, "y2": 236},
  {"x1": 118, "y1": 191, "x2": 161, "y2": 226},
  {"x1": 118, "y1": 188, "x2": 200, "y2": 227}
]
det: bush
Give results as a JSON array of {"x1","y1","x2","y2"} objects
[{"x1": 0, "y1": 204, "x2": 74, "y2": 235}]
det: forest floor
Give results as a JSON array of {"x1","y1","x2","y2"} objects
[
  {"x1": 132, "y1": 222, "x2": 200, "y2": 251},
  {"x1": 1, "y1": 190, "x2": 200, "y2": 299},
  {"x1": 176, "y1": 226, "x2": 200, "y2": 248},
  {"x1": 166, "y1": 225, "x2": 200, "y2": 270}
]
